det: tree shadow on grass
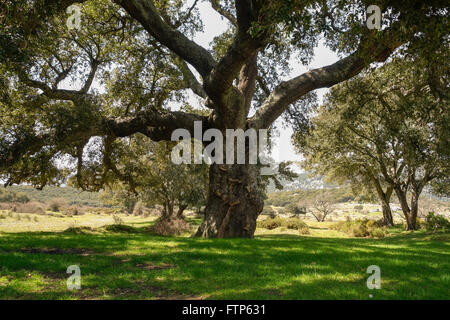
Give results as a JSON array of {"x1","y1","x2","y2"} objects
[{"x1": 0, "y1": 230, "x2": 448, "y2": 299}]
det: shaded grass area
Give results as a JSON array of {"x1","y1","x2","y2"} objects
[{"x1": 0, "y1": 227, "x2": 448, "y2": 300}]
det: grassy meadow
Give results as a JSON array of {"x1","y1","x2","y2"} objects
[{"x1": 0, "y1": 211, "x2": 448, "y2": 300}]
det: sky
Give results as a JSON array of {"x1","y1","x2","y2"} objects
[{"x1": 191, "y1": 2, "x2": 339, "y2": 163}]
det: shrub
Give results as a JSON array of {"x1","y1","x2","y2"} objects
[
  {"x1": 258, "y1": 217, "x2": 285, "y2": 230},
  {"x1": 261, "y1": 206, "x2": 276, "y2": 218},
  {"x1": 366, "y1": 219, "x2": 384, "y2": 229},
  {"x1": 104, "y1": 224, "x2": 137, "y2": 233},
  {"x1": 416, "y1": 218, "x2": 425, "y2": 230},
  {"x1": 424, "y1": 212, "x2": 450, "y2": 232},
  {"x1": 298, "y1": 226, "x2": 310, "y2": 235},
  {"x1": 354, "y1": 205, "x2": 364, "y2": 211},
  {"x1": 148, "y1": 218, "x2": 192, "y2": 236},
  {"x1": 0, "y1": 203, "x2": 12, "y2": 211},
  {"x1": 63, "y1": 226, "x2": 94, "y2": 234},
  {"x1": 258, "y1": 217, "x2": 310, "y2": 234},
  {"x1": 112, "y1": 215, "x2": 124, "y2": 225},
  {"x1": 331, "y1": 219, "x2": 388, "y2": 238},
  {"x1": 369, "y1": 228, "x2": 387, "y2": 238},
  {"x1": 350, "y1": 223, "x2": 369, "y2": 237},
  {"x1": 7, "y1": 202, "x2": 47, "y2": 214},
  {"x1": 64, "y1": 206, "x2": 85, "y2": 216},
  {"x1": 286, "y1": 203, "x2": 306, "y2": 216},
  {"x1": 286, "y1": 218, "x2": 308, "y2": 231},
  {"x1": 49, "y1": 198, "x2": 67, "y2": 212},
  {"x1": 0, "y1": 189, "x2": 29, "y2": 203}
]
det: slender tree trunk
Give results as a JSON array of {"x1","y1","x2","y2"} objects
[
  {"x1": 394, "y1": 187, "x2": 417, "y2": 231},
  {"x1": 176, "y1": 204, "x2": 188, "y2": 219},
  {"x1": 162, "y1": 201, "x2": 175, "y2": 220},
  {"x1": 409, "y1": 191, "x2": 420, "y2": 230},
  {"x1": 370, "y1": 175, "x2": 394, "y2": 226},
  {"x1": 381, "y1": 200, "x2": 394, "y2": 227},
  {"x1": 195, "y1": 164, "x2": 264, "y2": 238}
]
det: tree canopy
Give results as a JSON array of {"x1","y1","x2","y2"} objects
[
  {"x1": 1, "y1": 0, "x2": 448, "y2": 237},
  {"x1": 295, "y1": 55, "x2": 449, "y2": 230}
]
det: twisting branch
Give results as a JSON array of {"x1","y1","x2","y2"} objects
[
  {"x1": 250, "y1": 39, "x2": 403, "y2": 129},
  {"x1": 238, "y1": 53, "x2": 258, "y2": 115},
  {"x1": 210, "y1": 0, "x2": 237, "y2": 26},
  {"x1": 114, "y1": 0, "x2": 216, "y2": 78},
  {"x1": 204, "y1": 0, "x2": 269, "y2": 107},
  {"x1": 174, "y1": 56, "x2": 207, "y2": 99},
  {"x1": 81, "y1": 59, "x2": 99, "y2": 93}
]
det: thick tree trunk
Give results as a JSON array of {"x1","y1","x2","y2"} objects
[{"x1": 195, "y1": 164, "x2": 264, "y2": 238}]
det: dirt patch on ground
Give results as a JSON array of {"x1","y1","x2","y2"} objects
[
  {"x1": 18, "y1": 247, "x2": 96, "y2": 256},
  {"x1": 106, "y1": 282, "x2": 205, "y2": 300},
  {"x1": 261, "y1": 288, "x2": 284, "y2": 297},
  {"x1": 60, "y1": 283, "x2": 206, "y2": 300},
  {"x1": 135, "y1": 263, "x2": 176, "y2": 270}
]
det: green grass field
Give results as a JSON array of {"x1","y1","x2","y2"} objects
[{"x1": 0, "y1": 213, "x2": 448, "y2": 300}]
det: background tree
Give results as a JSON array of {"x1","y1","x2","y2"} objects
[
  {"x1": 310, "y1": 196, "x2": 336, "y2": 222},
  {"x1": 0, "y1": 0, "x2": 447, "y2": 237},
  {"x1": 298, "y1": 191, "x2": 337, "y2": 222},
  {"x1": 295, "y1": 56, "x2": 449, "y2": 230},
  {"x1": 100, "y1": 183, "x2": 139, "y2": 214},
  {"x1": 100, "y1": 136, "x2": 209, "y2": 220},
  {"x1": 295, "y1": 109, "x2": 397, "y2": 225}
]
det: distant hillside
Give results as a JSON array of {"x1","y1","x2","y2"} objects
[
  {"x1": 266, "y1": 170, "x2": 337, "y2": 193},
  {"x1": 265, "y1": 187, "x2": 368, "y2": 207},
  {"x1": 5, "y1": 186, "x2": 104, "y2": 207},
  {"x1": 265, "y1": 187, "x2": 449, "y2": 210}
]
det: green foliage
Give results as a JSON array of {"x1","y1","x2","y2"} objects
[
  {"x1": 0, "y1": 188, "x2": 29, "y2": 203},
  {"x1": 48, "y1": 198, "x2": 66, "y2": 212},
  {"x1": 101, "y1": 137, "x2": 209, "y2": 218},
  {"x1": 424, "y1": 212, "x2": 450, "y2": 232},
  {"x1": 104, "y1": 224, "x2": 137, "y2": 234},
  {"x1": 7, "y1": 185, "x2": 103, "y2": 207},
  {"x1": 148, "y1": 217, "x2": 193, "y2": 236},
  {"x1": 285, "y1": 218, "x2": 308, "y2": 230},
  {"x1": 295, "y1": 55, "x2": 449, "y2": 227},
  {"x1": 258, "y1": 217, "x2": 285, "y2": 230},
  {"x1": 286, "y1": 203, "x2": 306, "y2": 216},
  {"x1": 63, "y1": 226, "x2": 95, "y2": 234}
]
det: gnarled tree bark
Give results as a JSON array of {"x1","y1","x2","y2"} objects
[{"x1": 195, "y1": 163, "x2": 264, "y2": 238}]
